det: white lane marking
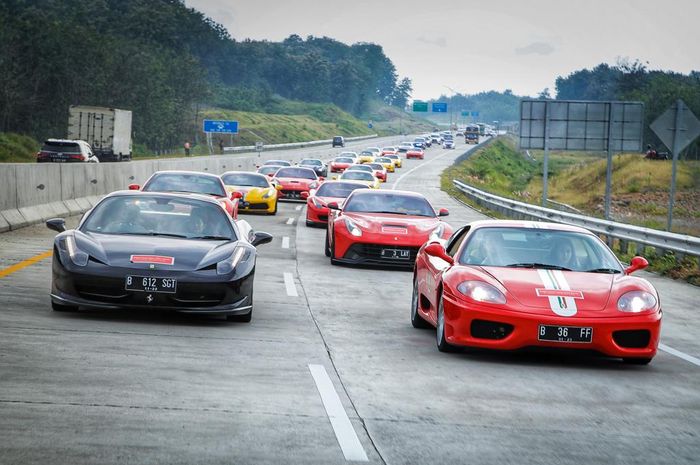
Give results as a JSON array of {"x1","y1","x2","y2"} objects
[
  {"x1": 283, "y1": 272, "x2": 298, "y2": 297},
  {"x1": 286, "y1": 217, "x2": 295, "y2": 225},
  {"x1": 659, "y1": 343, "x2": 700, "y2": 367},
  {"x1": 296, "y1": 205, "x2": 303, "y2": 211},
  {"x1": 308, "y1": 364, "x2": 369, "y2": 462},
  {"x1": 392, "y1": 148, "x2": 463, "y2": 189},
  {"x1": 282, "y1": 236, "x2": 290, "y2": 249}
]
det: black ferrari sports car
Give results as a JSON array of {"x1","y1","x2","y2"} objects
[{"x1": 46, "y1": 191, "x2": 272, "y2": 322}]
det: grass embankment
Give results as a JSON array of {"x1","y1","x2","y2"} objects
[
  {"x1": 441, "y1": 136, "x2": 699, "y2": 284},
  {"x1": 361, "y1": 100, "x2": 433, "y2": 136},
  {"x1": 0, "y1": 133, "x2": 40, "y2": 162}
]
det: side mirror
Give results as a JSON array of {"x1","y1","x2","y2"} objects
[
  {"x1": 300, "y1": 191, "x2": 310, "y2": 200},
  {"x1": 438, "y1": 208, "x2": 449, "y2": 217},
  {"x1": 275, "y1": 183, "x2": 283, "y2": 190},
  {"x1": 230, "y1": 191, "x2": 243, "y2": 200},
  {"x1": 424, "y1": 242, "x2": 454, "y2": 265},
  {"x1": 128, "y1": 184, "x2": 140, "y2": 190},
  {"x1": 625, "y1": 256, "x2": 649, "y2": 275},
  {"x1": 251, "y1": 231, "x2": 273, "y2": 247},
  {"x1": 327, "y1": 202, "x2": 340, "y2": 210},
  {"x1": 46, "y1": 218, "x2": 66, "y2": 233}
]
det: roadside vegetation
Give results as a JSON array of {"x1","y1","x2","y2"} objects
[
  {"x1": 0, "y1": 133, "x2": 40, "y2": 162},
  {"x1": 441, "y1": 136, "x2": 699, "y2": 284}
]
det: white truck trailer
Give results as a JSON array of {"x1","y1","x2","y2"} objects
[{"x1": 68, "y1": 105, "x2": 132, "y2": 162}]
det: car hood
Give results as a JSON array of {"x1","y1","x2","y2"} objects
[
  {"x1": 481, "y1": 267, "x2": 614, "y2": 312},
  {"x1": 277, "y1": 177, "x2": 315, "y2": 188},
  {"x1": 345, "y1": 212, "x2": 440, "y2": 236},
  {"x1": 74, "y1": 231, "x2": 238, "y2": 271}
]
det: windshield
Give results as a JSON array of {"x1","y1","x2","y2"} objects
[
  {"x1": 221, "y1": 173, "x2": 268, "y2": 188},
  {"x1": 316, "y1": 182, "x2": 367, "y2": 198},
  {"x1": 347, "y1": 165, "x2": 372, "y2": 172},
  {"x1": 334, "y1": 157, "x2": 353, "y2": 163},
  {"x1": 275, "y1": 167, "x2": 317, "y2": 179},
  {"x1": 264, "y1": 160, "x2": 291, "y2": 166},
  {"x1": 41, "y1": 142, "x2": 80, "y2": 153},
  {"x1": 258, "y1": 166, "x2": 281, "y2": 175},
  {"x1": 341, "y1": 171, "x2": 373, "y2": 181},
  {"x1": 143, "y1": 173, "x2": 226, "y2": 197},
  {"x1": 339, "y1": 152, "x2": 357, "y2": 157},
  {"x1": 459, "y1": 227, "x2": 623, "y2": 272},
  {"x1": 367, "y1": 164, "x2": 383, "y2": 170},
  {"x1": 300, "y1": 159, "x2": 322, "y2": 166},
  {"x1": 345, "y1": 192, "x2": 435, "y2": 216},
  {"x1": 82, "y1": 195, "x2": 235, "y2": 240},
  {"x1": 360, "y1": 151, "x2": 373, "y2": 156},
  {"x1": 375, "y1": 157, "x2": 391, "y2": 163}
]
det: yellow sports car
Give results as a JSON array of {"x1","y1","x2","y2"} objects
[
  {"x1": 339, "y1": 170, "x2": 381, "y2": 189},
  {"x1": 373, "y1": 156, "x2": 396, "y2": 173},
  {"x1": 221, "y1": 171, "x2": 278, "y2": 214},
  {"x1": 385, "y1": 154, "x2": 402, "y2": 168},
  {"x1": 358, "y1": 150, "x2": 375, "y2": 164}
]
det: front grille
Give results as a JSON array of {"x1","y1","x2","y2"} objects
[
  {"x1": 281, "y1": 190, "x2": 304, "y2": 200},
  {"x1": 245, "y1": 203, "x2": 270, "y2": 210},
  {"x1": 613, "y1": 330, "x2": 651, "y2": 348},
  {"x1": 470, "y1": 319, "x2": 514, "y2": 340},
  {"x1": 318, "y1": 214, "x2": 328, "y2": 222},
  {"x1": 344, "y1": 244, "x2": 419, "y2": 262}
]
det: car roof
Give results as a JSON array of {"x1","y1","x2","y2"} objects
[
  {"x1": 103, "y1": 190, "x2": 222, "y2": 206},
  {"x1": 221, "y1": 170, "x2": 267, "y2": 178},
  {"x1": 468, "y1": 219, "x2": 594, "y2": 235},
  {"x1": 150, "y1": 170, "x2": 223, "y2": 181}
]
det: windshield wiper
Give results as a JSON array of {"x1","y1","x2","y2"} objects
[
  {"x1": 506, "y1": 263, "x2": 572, "y2": 271},
  {"x1": 118, "y1": 232, "x2": 188, "y2": 238},
  {"x1": 190, "y1": 235, "x2": 231, "y2": 241},
  {"x1": 584, "y1": 268, "x2": 621, "y2": 274}
]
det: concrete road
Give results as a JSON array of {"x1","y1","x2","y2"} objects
[{"x1": 0, "y1": 137, "x2": 698, "y2": 465}]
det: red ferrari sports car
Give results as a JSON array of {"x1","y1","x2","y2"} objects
[
  {"x1": 406, "y1": 148, "x2": 425, "y2": 159},
  {"x1": 325, "y1": 190, "x2": 451, "y2": 267},
  {"x1": 273, "y1": 166, "x2": 322, "y2": 201},
  {"x1": 306, "y1": 180, "x2": 368, "y2": 227},
  {"x1": 330, "y1": 156, "x2": 355, "y2": 173},
  {"x1": 411, "y1": 220, "x2": 662, "y2": 364},
  {"x1": 128, "y1": 170, "x2": 240, "y2": 219}
]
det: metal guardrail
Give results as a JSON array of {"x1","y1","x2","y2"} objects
[{"x1": 452, "y1": 179, "x2": 700, "y2": 260}]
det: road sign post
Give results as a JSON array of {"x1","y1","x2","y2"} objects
[{"x1": 650, "y1": 99, "x2": 700, "y2": 231}]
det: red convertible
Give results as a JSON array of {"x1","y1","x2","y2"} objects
[
  {"x1": 411, "y1": 220, "x2": 662, "y2": 364},
  {"x1": 273, "y1": 166, "x2": 323, "y2": 201},
  {"x1": 325, "y1": 190, "x2": 451, "y2": 267}
]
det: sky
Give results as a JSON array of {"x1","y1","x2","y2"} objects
[{"x1": 186, "y1": 0, "x2": 699, "y2": 101}]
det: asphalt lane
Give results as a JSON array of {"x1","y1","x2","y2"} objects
[{"x1": 1, "y1": 137, "x2": 699, "y2": 464}]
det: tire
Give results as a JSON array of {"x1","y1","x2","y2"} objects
[
  {"x1": 324, "y1": 231, "x2": 331, "y2": 257},
  {"x1": 436, "y1": 294, "x2": 455, "y2": 352},
  {"x1": 329, "y1": 233, "x2": 340, "y2": 265},
  {"x1": 227, "y1": 292, "x2": 253, "y2": 323},
  {"x1": 623, "y1": 357, "x2": 652, "y2": 365},
  {"x1": 411, "y1": 278, "x2": 431, "y2": 329},
  {"x1": 52, "y1": 301, "x2": 78, "y2": 312},
  {"x1": 268, "y1": 201, "x2": 278, "y2": 215}
]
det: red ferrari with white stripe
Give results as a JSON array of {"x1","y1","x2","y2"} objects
[{"x1": 412, "y1": 220, "x2": 662, "y2": 364}]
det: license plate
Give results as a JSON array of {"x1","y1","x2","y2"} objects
[
  {"x1": 125, "y1": 276, "x2": 177, "y2": 294},
  {"x1": 381, "y1": 248, "x2": 410, "y2": 260},
  {"x1": 538, "y1": 325, "x2": 592, "y2": 343}
]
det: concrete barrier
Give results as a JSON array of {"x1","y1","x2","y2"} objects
[{"x1": 0, "y1": 133, "x2": 390, "y2": 231}]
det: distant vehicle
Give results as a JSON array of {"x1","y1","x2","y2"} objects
[
  {"x1": 337, "y1": 151, "x2": 358, "y2": 161},
  {"x1": 45, "y1": 191, "x2": 272, "y2": 321},
  {"x1": 381, "y1": 146, "x2": 398, "y2": 155},
  {"x1": 430, "y1": 133, "x2": 443, "y2": 144},
  {"x1": 129, "y1": 170, "x2": 240, "y2": 219},
  {"x1": 465, "y1": 125, "x2": 480, "y2": 145},
  {"x1": 273, "y1": 167, "x2": 322, "y2": 201},
  {"x1": 413, "y1": 137, "x2": 428, "y2": 149},
  {"x1": 406, "y1": 147, "x2": 425, "y2": 159},
  {"x1": 364, "y1": 163, "x2": 388, "y2": 182},
  {"x1": 330, "y1": 156, "x2": 355, "y2": 173},
  {"x1": 337, "y1": 170, "x2": 381, "y2": 189},
  {"x1": 36, "y1": 139, "x2": 99, "y2": 163},
  {"x1": 397, "y1": 142, "x2": 414, "y2": 153},
  {"x1": 262, "y1": 159, "x2": 292, "y2": 167},
  {"x1": 374, "y1": 156, "x2": 396, "y2": 173},
  {"x1": 68, "y1": 105, "x2": 132, "y2": 162},
  {"x1": 366, "y1": 147, "x2": 382, "y2": 157},
  {"x1": 298, "y1": 158, "x2": 328, "y2": 177},
  {"x1": 443, "y1": 139, "x2": 455, "y2": 149},
  {"x1": 332, "y1": 136, "x2": 345, "y2": 147},
  {"x1": 357, "y1": 150, "x2": 375, "y2": 164},
  {"x1": 384, "y1": 153, "x2": 402, "y2": 168},
  {"x1": 345, "y1": 164, "x2": 375, "y2": 174},
  {"x1": 221, "y1": 171, "x2": 278, "y2": 215}
]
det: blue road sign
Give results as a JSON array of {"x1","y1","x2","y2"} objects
[
  {"x1": 203, "y1": 120, "x2": 239, "y2": 134},
  {"x1": 471, "y1": 111, "x2": 479, "y2": 117},
  {"x1": 432, "y1": 102, "x2": 448, "y2": 113},
  {"x1": 368, "y1": 120, "x2": 373, "y2": 129}
]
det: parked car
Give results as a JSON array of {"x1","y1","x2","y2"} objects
[{"x1": 36, "y1": 139, "x2": 99, "y2": 163}]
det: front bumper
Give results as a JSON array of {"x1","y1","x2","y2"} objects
[
  {"x1": 440, "y1": 291, "x2": 662, "y2": 358},
  {"x1": 240, "y1": 196, "x2": 276, "y2": 213}
]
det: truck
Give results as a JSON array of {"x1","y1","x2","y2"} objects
[
  {"x1": 465, "y1": 124, "x2": 480, "y2": 145},
  {"x1": 68, "y1": 105, "x2": 133, "y2": 162}
]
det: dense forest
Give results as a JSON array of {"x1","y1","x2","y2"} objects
[
  {"x1": 555, "y1": 60, "x2": 700, "y2": 157},
  {"x1": 0, "y1": 0, "x2": 412, "y2": 150}
]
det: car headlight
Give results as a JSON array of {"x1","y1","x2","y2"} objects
[
  {"x1": 430, "y1": 223, "x2": 445, "y2": 240},
  {"x1": 216, "y1": 247, "x2": 248, "y2": 275},
  {"x1": 63, "y1": 235, "x2": 89, "y2": 266},
  {"x1": 262, "y1": 188, "x2": 275, "y2": 199},
  {"x1": 344, "y1": 217, "x2": 362, "y2": 237},
  {"x1": 617, "y1": 291, "x2": 657, "y2": 313},
  {"x1": 457, "y1": 281, "x2": 506, "y2": 304}
]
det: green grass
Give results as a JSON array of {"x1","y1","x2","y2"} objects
[{"x1": 0, "y1": 133, "x2": 41, "y2": 162}]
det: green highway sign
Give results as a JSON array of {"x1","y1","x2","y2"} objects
[
  {"x1": 412, "y1": 101, "x2": 428, "y2": 112},
  {"x1": 461, "y1": 110, "x2": 469, "y2": 117}
]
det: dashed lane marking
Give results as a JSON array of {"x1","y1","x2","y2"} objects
[
  {"x1": 286, "y1": 218, "x2": 295, "y2": 225},
  {"x1": 282, "y1": 236, "x2": 290, "y2": 249},
  {"x1": 283, "y1": 272, "x2": 298, "y2": 297},
  {"x1": 659, "y1": 343, "x2": 700, "y2": 367},
  {"x1": 295, "y1": 205, "x2": 303, "y2": 211}
]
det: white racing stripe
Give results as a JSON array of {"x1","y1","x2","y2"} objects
[
  {"x1": 281, "y1": 236, "x2": 290, "y2": 249},
  {"x1": 659, "y1": 343, "x2": 700, "y2": 367},
  {"x1": 536, "y1": 269, "x2": 578, "y2": 317},
  {"x1": 286, "y1": 217, "x2": 295, "y2": 225},
  {"x1": 308, "y1": 364, "x2": 369, "y2": 462},
  {"x1": 283, "y1": 272, "x2": 298, "y2": 297}
]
